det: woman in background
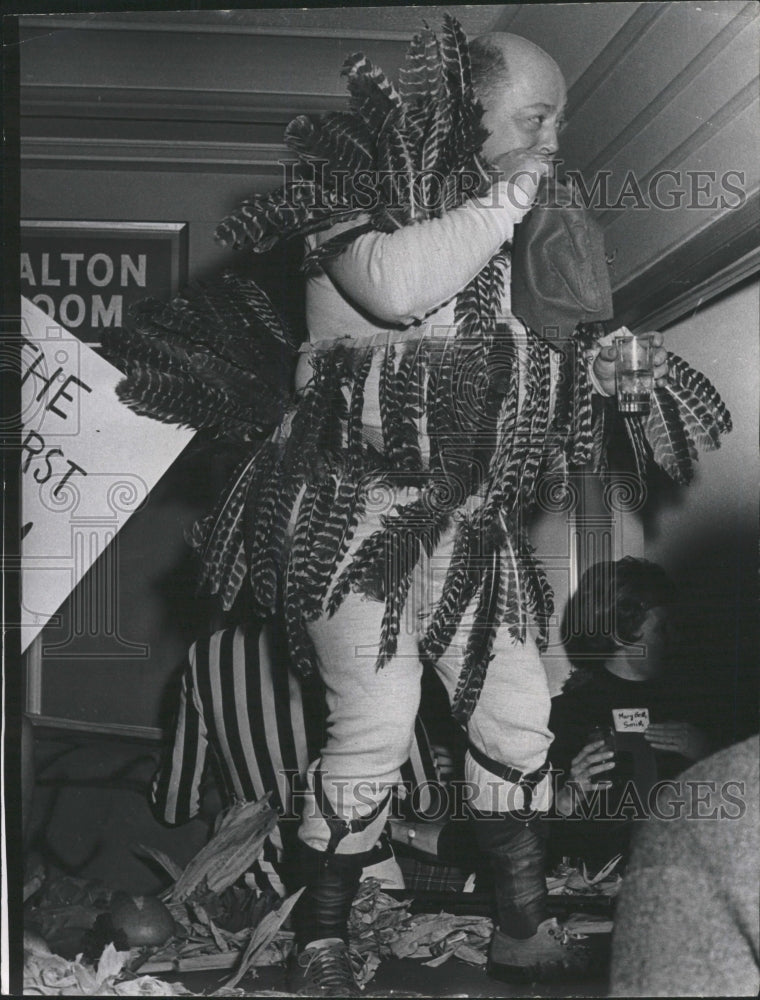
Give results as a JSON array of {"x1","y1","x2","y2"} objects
[{"x1": 548, "y1": 556, "x2": 712, "y2": 871}]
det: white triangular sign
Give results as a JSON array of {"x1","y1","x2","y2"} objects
[{"x1": 20, "y1": 296, "x2": 195, "y2": 650}]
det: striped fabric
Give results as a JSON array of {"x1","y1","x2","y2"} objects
[{"x1": 151, "y1": 619, "x2": 443, "y2": 891}]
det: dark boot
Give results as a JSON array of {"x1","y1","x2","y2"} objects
[
  {"x1": 292, "y1": 940, "x2": 363, "y2": 998},
  {"x1": 474, "y1": 811, "x2": 593, "y2": 983},
  {"x1": 474, "y1": 810, "x2": 549, "y2": 936},
  {"x1": 488, "y1": 916, "x2": 595, "y2": 983},
  {"x1": 293, "y1": 841, "x2": 363, "y2": 946},
  {"x1": 289, "y1": 841, "x2": 366, "y2": 997}
]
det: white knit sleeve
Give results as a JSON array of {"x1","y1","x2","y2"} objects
[{"x1": 316, "y1": 182, "x2": 533, "y2": 326}]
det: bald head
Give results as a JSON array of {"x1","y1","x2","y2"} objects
[
  {"x1": 470, "y1": 32, "x2": 567, "y2": 161},
  {"x1": 471, "y1": 33, "x2": 562, "y2": 100}
]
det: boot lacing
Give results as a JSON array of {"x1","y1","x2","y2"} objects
[
  {"x1": 298, "y1": 941, "x2": 361, "y2": 993},
  {"x1": 547, "y1": 919, "x2": 590, "y2": 949}
]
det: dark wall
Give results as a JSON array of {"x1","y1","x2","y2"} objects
[
  {"x1": 21, "y1": 162, "x2": 297, "y2": 729},
  {"x1": 21, "y1": 35, "x2": 310, "y2": 731}
]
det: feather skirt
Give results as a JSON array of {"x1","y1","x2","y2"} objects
[{"x1": 189, "y1": 323, "x2": 557, "y2": 720}]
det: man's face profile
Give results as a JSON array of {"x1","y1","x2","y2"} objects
[{"x1": 477, "y1": 37, "x2": 567, "y2": 164}]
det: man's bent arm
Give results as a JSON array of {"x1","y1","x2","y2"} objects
[{"x1": 317, "y1": 182, "x2": 533, "y2": 326}]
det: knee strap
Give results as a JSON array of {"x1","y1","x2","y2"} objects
[
  {"x1": 467, "y1": 742, "x2": 550, "y2": 811},
  {"x1": 313, "y1": 765, "x2": 393, "y2": 854}
]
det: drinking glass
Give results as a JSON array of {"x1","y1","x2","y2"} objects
[{"x1": 615, "y1": 332, "x2": 655, "y2": 414}]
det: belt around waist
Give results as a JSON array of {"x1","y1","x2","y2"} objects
[{"x1": 298, "y1": 324, "x2": 458, "y2": 355}]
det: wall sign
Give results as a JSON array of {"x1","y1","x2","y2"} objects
[
  {"x1": 20, "y1": 296, "x2": 196, "y2": 653},
  {"x1": 20, "y1": 221, "x2": 188, "y2": 345}
]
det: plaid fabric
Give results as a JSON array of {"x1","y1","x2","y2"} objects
[{"x1": 397, "y1": 854, "x2": 471, "y2": 893}]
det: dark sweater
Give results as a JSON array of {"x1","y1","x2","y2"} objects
[
  {"x1": 549, "y1": 669, "x2": 705, "y2": 783},
  {"x1": 547, "y1": 669, "x2": 709, "y2": 866}
]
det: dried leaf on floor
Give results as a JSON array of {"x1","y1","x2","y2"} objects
[
  {"x1": 347, "y1": 879, "x2": 492, "y2": 981},
  {"x1": 224, "y1": 888, "x2": 304, "y2": 989},
  {"x1": 23, "y1": 943, "x2": 193, "y2": 996}
]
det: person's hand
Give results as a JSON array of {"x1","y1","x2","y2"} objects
[
  {"x1": 555, "y1": 739, "x2": 616, "y2": 815},
  {"x1": 569, "y1": 739, "x2": 616, "y2": 792},
  {"x1": 593, "y1": 331, "x2": 669, "y2": 396},
  {"x1": 491, "y1": 148, "x2": 552, "y2": 204},
  {"x1": 430, "y1": 744, "x2": 455, "y2": 782},
  {"x1": 644, "y1": 721, "x2": 709, "y2": 761}
]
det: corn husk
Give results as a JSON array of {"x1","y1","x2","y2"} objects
[
  {"x1": 562, "y1": 913, "x2": 614, "y2": 935},
  {"x1": 224, "y1": 888, "x2": 304, "y2": 989},
  {"x1": 23, "y1": 943, "x2": 192, "y2": 996},
  {"x1": 347, "y1": 879, "x2": 492, "y2": 982},
  {"x1": 136, "y1": 845, "x2": 186, "y2": 884},
  {"x1": 170, "y1": 798, "x2": 277, "y2": 903}
]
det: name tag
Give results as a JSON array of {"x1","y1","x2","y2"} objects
[{"x1": 612, "y1": 708, "x2": 650, "y2": 732}]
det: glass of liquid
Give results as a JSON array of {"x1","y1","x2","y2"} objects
[{"x1": 615, "y1": 331, "x2": 655, "y2": 414}]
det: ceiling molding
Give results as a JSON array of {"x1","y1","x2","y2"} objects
[
  {"x1": 584, "y1": 2, "x2": 756, "y2": 177},
  {"x1": 598, "y1": 80, "x2": 758, "y2": 230},
  {"x1": 18, "y1": 24, "x2": 401, "y2": 106},
  {"x1": 17, "y1": 9, "x2": 504, "y2": 43},
  {"x1": 17, "y1": 14, "x2": 422, "y2": 42},
  {"x1": 21, "y1": 85, "x2": 343, "y2": 125},
  {"x1": 637, "y1": 246, "x2": 760, "y2": 334},
  {"x1": 613, "y1": 189, "x2": 760, "y2": 331},
  {"x1": 21, "y1": 136, "x2": 289, "y2": 174},
  {"x1": 492, "y1": 6, "x2": 524, "y2": 32},
  {"x1": 565, "y1": 3, "x2": 667, "y2": 120}
]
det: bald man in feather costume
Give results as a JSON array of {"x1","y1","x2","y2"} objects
[
  {"x1": 109, "y1": 22, "x2": 723, "y2": 995},
  {"x1": 279, "y1": 33, "x2": 664, "y2": 993}
]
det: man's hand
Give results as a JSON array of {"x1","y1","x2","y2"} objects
[
  {"x1": 644, "y1": 721, "x2": 709, "y2": 762},
  {"x1": 593, "y1": 331, "x2": 669, "y2": 396},
  {"x1": 492, "y1": 148, "x2": 552, "y2": 204}
]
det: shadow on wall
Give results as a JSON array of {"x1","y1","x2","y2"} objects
[
  {"x1": 641, "y1": 277, "x2": 760, "y2": 744},
  {"x1": 27, "y1": 737, "x2": 212, "y2": 896},
  {"x1": 639, "y1": 463, "x2": 758, "y2": 745},
  {"x1": 669, "y1": 527, "x2": 757, "y2": 745}
]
